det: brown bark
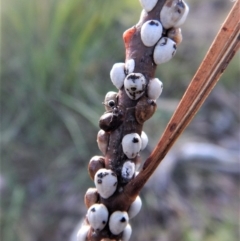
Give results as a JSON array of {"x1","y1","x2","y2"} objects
[{"x1": 86, "y1": 1, "x2": 169, "y2": 240}]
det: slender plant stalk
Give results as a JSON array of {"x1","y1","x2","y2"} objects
[{"x1": 125, "y1": 0, "x2": 240, "y2": 195}]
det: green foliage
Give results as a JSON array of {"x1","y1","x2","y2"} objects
[
  {"x1": 1, "y1": 186, "x2": 25, "y2": 241},
  {"x1": 183, "y1": 218, "x2": 237, "y2": 241},
  {"x1": 1, "y1": 0, "x2": 139, "y2": 150}
]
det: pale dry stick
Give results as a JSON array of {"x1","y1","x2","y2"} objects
[{"x1": 125, "y1": 0, "x2": 240, "y2": 195}]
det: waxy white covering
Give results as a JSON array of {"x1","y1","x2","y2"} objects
[
  {"x1": 109, "y1": 211, "x2": 129, "y2": 235},
  {"x1": 160, "y1": 0, "x2": 189, "y2": 29},
  {"x1": 141, "y1": 20, "x2": 163, "y2": 47},
  {"x1": 122, "y1": 224, "x2": 132, "y2": 241},
  {"x1": 87, "y1": 203, "x2": 109, "y2": 231},
  {"x1": 147, "y1": 78, "x2": 163, "y2": 100},
  {"x1": 77, "y1": 224, "x2": 90, "y2": 241},
  {"x1": 128, "y1": 196, "x2": 142, "y2": 219},
  {"x1": 94, "y1": 168, "x2": 118, "y2": 199},
  {"x1": 125, "y1": 59, "x2": 135, "y2": 75},
  {"x1": 122, "y1": 133, "x2": 142, "y2": 159},
  {"x1": 139, "y1": 0, "x2": 158, "y2": 12},
  {"x1": 110, "y1": 63, "x2": 126, "y2": 89},
  {"x1": 153, "y1": 37, "x2": 177, "y2": 65},
  {"x1": 121, "y1": 161, "x2": 136, "y2": 180},
  {"x1": 124, "y1": 73, "x2": 146, "y2": 100},
  {"x1": 140, "y1": 131, "x2": 149, "y2": 151}
]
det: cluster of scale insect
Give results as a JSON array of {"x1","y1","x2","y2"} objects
[
  {"x1": 140, "y1": 0, "x2": 189, "y2": 64},
  {"x1": 77, "y1": 0, "x2": 189, "y2": 240}
]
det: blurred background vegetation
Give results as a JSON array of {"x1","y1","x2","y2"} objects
[{"x1": 0, "y1": 0, "x2": 239, "y2": 241}]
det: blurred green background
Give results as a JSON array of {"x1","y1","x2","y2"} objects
[{"x1": 1, "y1": 0, "x2": 239, "y2": 241}]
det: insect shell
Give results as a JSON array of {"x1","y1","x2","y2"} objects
[
  {"x1": 84, "y1": 188, "x2": 99, "y2": 209},
  {"x1": 87, "y1": 203, "x2": 109, "y2": 232},
  {"x1": 173, "y1": 0, "x2": 189, "y2": 28},
  {"x1": 141, "y1": 20, "x2": 163, "y2": 47},
  {"x1": 121, "y1": 160, "x2": 136, "y2": 181},
  {"x1": 139, "y1": 0, "x2": 158, "y2": 12},
  {"x1": 94, "y1": 168, "x2": 118, "y2": 199},
  {"x1": 104, "y1": 91, "x2": 118, "y2": 112},
  {"x1": 125, "y1": 59, "x2": 135, "y2": 75},
  {"x1": 109, "y1": 211, "x2": 129, "y2": 235},
  {"x1": 97, "y1": 129, "x2": 109, "y2": 155},
  {"x1": 153, "y1": 37, "x2": 177, "y2": 65},
  {"x1": 122, "y1": 224, "x2": 132, "y2": 241},
  {"x1": 128, "y1": 196, "x2": 142, "y2": 219},
  {"x1": 147, "y1": 78, "x2": 163, "y2": 100},
  {"x1": 167, "y1": 27, "x2": 183, "y2": 45},
  {"x1": 135, "y1": 96, "x2": 157, "y2": 125},
  {"x1": 88, "y1": 156, "x2": 105, "y2": 180},
  {"x1": 122, "y1": 133, "x2": 142, "y2": 159},
  {"x1": 99, "y1": 107, "x2": 124, "y2": 132},
  {"x1": 124, "y1": 73, "x2": 147, "y2": 100},
  {"x1": 160, "y1": 0, "x2": 189, "y2": 29},
  {"x1": 140, "y1": 131, "x2": 148, "y2": 151},
  {"x1": 110, "y1": 63, "x2": 126, "y2": 89},
  {"x1": 77, "y1": 223, "x2": 90, "y2": 241}
]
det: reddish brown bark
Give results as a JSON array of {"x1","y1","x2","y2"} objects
[{"x1": 86, "y1": 1, "x2": 169, "y2": 240}]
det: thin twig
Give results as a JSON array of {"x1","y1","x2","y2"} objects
[{"x1": 126, "y1": 0, "x2": 240, "y2": 195}]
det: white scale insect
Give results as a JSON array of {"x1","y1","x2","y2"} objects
[
  {"x1": 122, "y1": 224, "x2": 132, "y2": 241},
  {"x1": 128, "y1": 196, "x2": 142, "y2": 219},
  {"x1": 160, "y1": 0, "x2": 189, "y2": 29},
  {"x1": 124, "y1": 73, "x2": 147, "y2": 100},
  {"x1": 122, "y1": 133, "x2": 142, "y2": 159},
  {"x1": 94, "y1": 168, "x2": 118, "y2": 199},
  {"x1": 153, "y1": 37, "x2": 177, "y2": 65},
  {"x1": 76, "y1": 223, "x2": 90, "y2": 241},
  {"x1": 147, "y1": 78, "x2": 163, "y2": 100},
  {"x1": 109, "y1": 211, "x2": 129, "y2": 235},
  {"x1": 141, "y1": 20, "x2": 163, "y2": 47},
  {"x1": 87, "y1": 203, "x2": 109, "y2": 232},
  {"x1": 139, "y1": 0, "x2": 158, "y2": 12},
  {"x1": 110, "y1": 62, "x2": 126, "y2": 89},
  {"x1": 140, "y1": 131, "x2": 149, "y2": 151},
  {"x1": 125, "y1": 59, "x2": 135, "y2": 75},
  {"x1": 121, "y1": 160, "x2": 136, "y2": 180}
]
